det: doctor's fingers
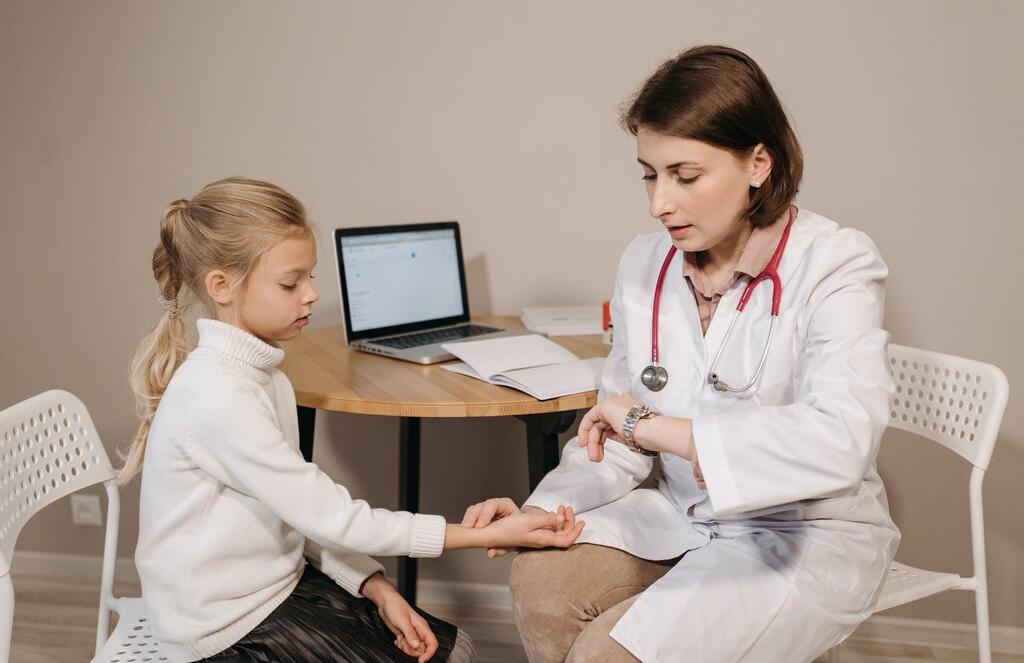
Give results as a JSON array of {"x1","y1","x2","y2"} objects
[
  {"x1": 577, "y1": 404, "x2": 610, "y2": 444},
  {"x1": 462, "y1": 498, "x2": 517, "y2": 528},
  {"x1": 587, "y1": 427, "x2": 610, "y2": 462},
  {"x1": 460, "y1": 503, "x2": 481, "y2": 527},
  {"x1": 475, "y1": 498, "x2": 519, "y2": 528}
]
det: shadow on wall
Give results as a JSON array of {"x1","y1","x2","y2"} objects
[{"x1": 464, "y1": 252, "x2": 493, "y2": 317}]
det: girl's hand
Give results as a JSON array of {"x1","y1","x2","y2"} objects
[
  {"x1": 361, "y1": 574, "x2": 438, "y2": 663},
  {"x1": 577, "y1": 393, "x2": 640, "y2": 462},
  {"x1": 478, "y1": 505, "x2": 583, "y2": 551}
]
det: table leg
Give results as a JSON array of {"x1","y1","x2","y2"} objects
[
  {"x1": 298, "y1": 406, "x2": 316, "y2": 462},
  {"x1": 398, "y1": 417, "x2": 421, "y2": 602},
  {"x1": 519, "y1": 411, "x2": 578, "y2": 493}
]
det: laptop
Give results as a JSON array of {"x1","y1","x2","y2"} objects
[{"x1": 334, "y1": 221, "x2": 521, "y2": 364}]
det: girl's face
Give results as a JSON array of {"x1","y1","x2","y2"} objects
[
  {"x1": 636, "y1": 126, "x2": 769, "y2": 253},
  {"x1": 233, "y1": 234, "x2": 319, "y2": 344}
]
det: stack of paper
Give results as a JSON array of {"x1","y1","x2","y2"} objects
[
  {"x1": 441, "y1": 334, "x2": 604, "y2": 401},
  {"x1": 521, "y1": 306, "x2": 603, "y2": 336}
]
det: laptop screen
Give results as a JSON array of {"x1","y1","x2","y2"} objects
[{"x1": 335, "y1": 222, "x2": 470, "y2": 341}]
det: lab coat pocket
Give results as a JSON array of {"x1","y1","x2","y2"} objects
[{"x1": 709, "y1": 311, "x2": 795, "y2": 403}]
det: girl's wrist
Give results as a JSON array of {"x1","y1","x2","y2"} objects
[
  {"x1": 443, "y1": 523, "x2": 489, "y2": 550},
  {"x1": 360, "y1": 572, "x2": 393, "y2": 604}
]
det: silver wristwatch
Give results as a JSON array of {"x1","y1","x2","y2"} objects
[{"x1": 622, "y1": 404, "x2": 659, "y2": 457}]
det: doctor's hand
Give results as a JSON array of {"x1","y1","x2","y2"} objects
[
  {"x1": 578, "y1": 394, "x2": 696, "y2": 462},
  {"x1": 577, "y1": 393, "x2": 641, "y2": 462}
]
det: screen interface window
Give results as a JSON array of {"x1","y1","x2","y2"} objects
[{"x1": 341, "y1": 229, "x2": 464, "y2": 333}]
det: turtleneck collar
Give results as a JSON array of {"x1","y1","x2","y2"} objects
[{"x1": 196, "y1": 318, "x2": 284, "y2": 372}]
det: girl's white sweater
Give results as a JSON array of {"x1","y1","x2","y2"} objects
[{"x1": 135, "y1": 318, "x2": 446, "y2": 662}]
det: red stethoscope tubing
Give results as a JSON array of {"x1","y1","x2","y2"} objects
[{"x1": 649, "y1": 209, "x2": 796, "y2": 366}]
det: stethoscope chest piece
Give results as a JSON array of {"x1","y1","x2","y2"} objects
[{"x1": 641, "y1": 363, "x2": 669, "y2": 391}]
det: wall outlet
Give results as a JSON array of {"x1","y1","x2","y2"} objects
[{"x1": 70, "y1": 494, "x2": 103, "y2": 527}]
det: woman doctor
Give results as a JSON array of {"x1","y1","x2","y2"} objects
[{"x1": 462, "y1": 45, "x2": 901, "y2": 663}]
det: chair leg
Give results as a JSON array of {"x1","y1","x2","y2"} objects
[
  {"x1": 0, "y1": 574, "x2": 13, "y2": 663},
  {"x1": 976, "y1": 585, "x2": 992, "y2": 663}
]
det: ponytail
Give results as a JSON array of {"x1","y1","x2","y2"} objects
[{"x1": 117, "y1": 201, "x2": 190, "y2": 485}]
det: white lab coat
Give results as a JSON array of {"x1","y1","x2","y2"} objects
[{"x1": 525, "y1": 209, "x2": 900, "y2": 663}]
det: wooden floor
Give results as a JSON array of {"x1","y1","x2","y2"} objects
[{"x1": 10, "y1": 570, "x2": 1019, "y2": 663}]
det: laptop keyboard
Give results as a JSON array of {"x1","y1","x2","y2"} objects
[{"x1": 372, "y1": 324, "x2": 502, "y2": 350}]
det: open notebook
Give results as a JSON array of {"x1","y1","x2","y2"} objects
[{"x1": 441, "y1": 334, "x2": 605, "y2": 401}]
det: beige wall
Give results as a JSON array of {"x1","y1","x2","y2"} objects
[{"x1": 2, "y1": 0, "x2": 1021, "y2": 628}]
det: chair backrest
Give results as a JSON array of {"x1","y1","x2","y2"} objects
[
  {"x1": 0, "y1": 390, "x2": 116, "y2": 575},
  {"x1": 887, "y1": 343, "x2": 1009, "y2": 470}
]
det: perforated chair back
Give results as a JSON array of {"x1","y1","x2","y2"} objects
[
  {"x1": 0, "y1": 390, "x2": 116, "y2": 575},
  {"x1": 886, "y1": 344, "x2": 1008, "y2": 470},
  {"x1": 0, "y1": 390, "x2": 157, "y2": 662},
  {"x1": 838, "y1": 344, "x2": 1011, "y2": 663}
]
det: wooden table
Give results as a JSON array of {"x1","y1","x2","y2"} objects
[{"x1": 279, "y1": 316, "x2": 609, "y2": 601}]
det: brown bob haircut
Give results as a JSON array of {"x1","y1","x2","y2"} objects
[{"x1": 622, "y1": 45, "x2": 803, "y2": 228}]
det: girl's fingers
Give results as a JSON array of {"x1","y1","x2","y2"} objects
[
  {"x1": 395, "y1": 633, "x2": 415, "y2": 657},
  {"x1": 555, "y1": 520, "x2": 585, "y2": 546},
  {"x1": 563, "y1": 505, "x2": 576, "y2": 531},
  {"x1": 411, "y1": 615, "x2": 439, "y2": 663},
  {"x1": 532, "y1": 520, "x2": 585, "y2": 548},
  {"x1": 391, "y1": 610, "x2": 421, "y2": 650},
  {"x1": 486, "y1": 546, "x2": 512, "y2": 557}
]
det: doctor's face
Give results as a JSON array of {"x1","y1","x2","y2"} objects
[{"x1": 636, "y1": 127, "x2": 764, "y2": 253}]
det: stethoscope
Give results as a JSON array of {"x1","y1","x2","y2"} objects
[{"x1": 640, "y1": 209, "x2": 796, "y2": 393}]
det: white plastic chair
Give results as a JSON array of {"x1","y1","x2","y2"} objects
[
  {"x1": 828, "y1": 343, "x2": 1009, "y2": 663},
  {"x1": 0, "y1": 389, "x2": 167, "y2": 663}
]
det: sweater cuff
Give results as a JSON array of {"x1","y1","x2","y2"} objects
[
  {"x1": 333, "y1": 555, "x2": 387, "y2": 597},
  {"x1": 409, "y1": 513, "x2": 446, "y2": 558},
  {"x1": 306, "y1": 546, "x2": 386, "y2": 597}
]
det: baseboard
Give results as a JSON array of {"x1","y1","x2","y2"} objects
[
  {"x1": 11, "y1": 550, "x2": 1024, "y2": 654},
  {"x1": 848, "y1": 614, "x2": 1024, "y2": 654}
]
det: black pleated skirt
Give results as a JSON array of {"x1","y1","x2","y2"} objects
[{"x1": 199, "y1": 565, "x2": 458, "y2": 663}]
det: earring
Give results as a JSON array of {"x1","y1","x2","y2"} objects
[{"x1": 752, "y1": 181, "x2": 762, "y2": 188}]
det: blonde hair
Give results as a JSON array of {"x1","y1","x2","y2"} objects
[{"x1": 119, "y1": 177, "x2": 311, "y2": 485}]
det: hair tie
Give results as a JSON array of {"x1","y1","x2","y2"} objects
[{"x1": 157, "y1": 296, "x2": 179, "y2": 317}]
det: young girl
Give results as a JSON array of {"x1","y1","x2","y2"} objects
[{"x1": 122, "y1": 177, "x2": 584, "y2": 663}]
